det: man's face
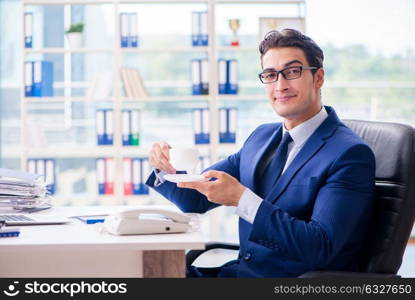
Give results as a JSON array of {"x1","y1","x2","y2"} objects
[{"x1": 261, "y1": 47, "x2": 324, "y2": 128}]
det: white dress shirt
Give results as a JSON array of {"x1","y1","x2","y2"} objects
[{"x1": 235, "y1": 106, "x2": 328, "y2": 224}]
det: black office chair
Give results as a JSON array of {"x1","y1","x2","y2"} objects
[{"x1": 186, "y1": 120, "x2": 415, "y2": 278}]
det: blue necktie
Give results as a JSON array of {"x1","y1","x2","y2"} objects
[{"x1": 257, "y1": 132, "x2": 293, "y2": 199}]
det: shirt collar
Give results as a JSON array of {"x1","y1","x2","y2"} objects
[{"x1": 282, "y1": 106, "x2": 328, "y2": 146}]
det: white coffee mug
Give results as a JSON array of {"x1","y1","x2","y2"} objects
[{"x1": 169, "y1": 147, "x2": 199, "y2": 173}]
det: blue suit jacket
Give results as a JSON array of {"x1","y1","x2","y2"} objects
[{"x1": 146, "y1": 106, "x2": 376, "y2": 277}]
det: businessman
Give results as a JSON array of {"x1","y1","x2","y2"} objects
[{"x1": 146, "y1": 29, "x2": 375, "y2": 277}]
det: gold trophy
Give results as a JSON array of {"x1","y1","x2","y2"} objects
[{"x1": 228, "y1": 18, "x2": 240, "y2": 47}]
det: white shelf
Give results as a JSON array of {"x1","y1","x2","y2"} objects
[
  {"x1": 23, "y1": 0, "x2": 114, "y2": 5},
  {"x1": 26, "y1": 146, "x2": 145, "y2": 159},
  {"x1": 23, "y1": 97, "x2": 116, "y2": 102},
  {"x1": 215, "y1": 0, "x2": 304, "y2": 3},
  {"x1": 217, "y1": 46, "x2": 258, "y2": 52},
  {"x1": 217, "y1": 94, "x2": 267, "y2": 101},
  {"x1": 24, "y1": 48, "x2": 113, "y2": 54},
  {"x1": 120, "y1": 47, "x2": 209, "y2": 53},
  {"x1": 122, "y1": 95, "x2": 210, "y2": 102},
  {"x1": 119, "y1": 0, "x2": 209, "y2": 3}
]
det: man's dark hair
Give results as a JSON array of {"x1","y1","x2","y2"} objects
[{"x1": 259, "y1": 29, "x2": 324, "y2": 70}]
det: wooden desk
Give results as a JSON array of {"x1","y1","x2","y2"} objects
[{"x1": 0, "y1": 206, "x2": 205, "y2": 278}]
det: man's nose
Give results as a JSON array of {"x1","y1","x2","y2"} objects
[{"x1": 273, "y1": 75, "x2": 290, "y2": 92}]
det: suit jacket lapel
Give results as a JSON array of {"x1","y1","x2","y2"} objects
[
  {"x1": 246, "y1": 125, "x2": 283, "y2": 190},
  {"x1": 265, "y1": 106, "x2": 342, "y2": 204}
]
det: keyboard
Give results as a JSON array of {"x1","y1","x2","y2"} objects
[
  {"x1": 0, "y1": 214, "x2": 70, "y2": 225},
  {"x1": 0, "y1": 214, "x2": 35, "y2": 222}
]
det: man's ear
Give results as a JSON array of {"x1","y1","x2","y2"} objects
[{"x1": 314, "y1": 68, "x2": 324, "y2": 89}]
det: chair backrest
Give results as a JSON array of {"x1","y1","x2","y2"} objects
[{"x1": 343, "y1": 119, "x2": 415, "y2": 274}]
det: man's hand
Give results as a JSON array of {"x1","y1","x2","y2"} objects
[
  {"x1": 177, "y1": 170, "x2": 246, "y2": 207},
  {"x1": 148, "y1": 142, "x2": 176, "y2": 174}
]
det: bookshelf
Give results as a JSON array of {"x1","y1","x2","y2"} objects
[{"x1": 20, "y1": 0, "x2": 305, "y2": 212}]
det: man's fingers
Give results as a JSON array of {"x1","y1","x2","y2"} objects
[
  {"x1": 160, "y1": 142, "x2": 171, "y2": 160},
  {"x1": 151, "y1": 143, "x2": 175, "y2": 173},
  {"x1": 177, "y1": 181, "x2": 206, "y2": 190},
  {"x1": 202, "y1": 170, "x2": 225, "y2": 179}
]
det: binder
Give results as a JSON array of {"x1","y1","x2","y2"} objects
[
  {"x1": 96, "y1": 109, "x2": 105, "y2": 145},
  {"x1": 45, "y1": 159, "x2": 55, "y2": 195},
  {"x1": 104, "y1": 109, "x2": 114, "y2": 145},
  {"x1": 130, "y1": 110, "x2": 140, "y2": 146},
  {"x1": 220, "y1": 108, "x2": 237, "y2": 143},
  {"x1": 193, "y1": 109, "x2": 202, "y2": 144},
  {"x1": 139, "y1": 159, "x2": 150, "y2": 194},
  {"x1": 228, "y1": 107, "x2": 237, "y2": 143},
  {"x1": 96, "y1": 158, "x2": 105, "y2": 195},
  {"x1": 122, "y1": 110, "x2": 131, "y2": 146},
  {"x1": 129, "y1": 13, "x2": 138, "y2": 47},
  {"x1": 219, "y1": 108, "x2": 227, "y2": 143},
  {"x1": 123, "y1": 158, "x2": 133, "y2": 195},
  {"x1": 228, "y1": 59, "x2": 238, "y2": 94},
  {"x1": 24, "y1": 61, "x2": 33, "y2": 97},
  {"x1": 201, "y1": 108, "x2": 210, "y2": 144},
  {"x1": 35, "y1": 159, "x2": 45, "y2": 182},
  {"x1": 218, "y1": 59, "x2": 227, "y2": 94},
  {"x1": 105, "y1": 158, "x2": 114, "y2": 195},
  {"x1": 200, "y1": 59, "x2": 209, "y2": 95},
  {"x1": 191, "y1": 12, "x2": 200, "y2": 46},
  {"x1": 132, "y1": 158, "x2": 140, "y2": 195},
  {"x1": 27, "y1": 159, "x2": 36, "y2": 174},
  {"x1": 191, "y1": 59, "x2": 201, "y2": 95},
  {"x1": 32, "y1": 61, "x2": 53, "y2": 97},
  {"x1": 120, "y1": 13, "x2": 129, "y2": 48},
  {"x1": 200, "y1": 11, "x2": 208, "y2": 46},
  {"x1": 24, "y1": 12, "x2": 33, "y2": 48}
]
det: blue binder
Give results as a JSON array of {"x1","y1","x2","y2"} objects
[
  {"x1": 227, "y1": 59, "x2": 238, "y2": 94},
  {"x1": 104, "y1": 109, "x2": 114, "y2": 145},
  {"x1": 32, "y1": 61, "x2": 53, "y2": 97},
  {"x1": 191, "y1": 12, "x2": 200, "y2": 46},
  {"x1": 24, "y1": 12, "x2": 33, "y2": 48},
  {"x1": 96, "y1": 158, "x2": 106, "y2": 195},
  {"x1": 45, "y1": 159, "x2": 56, "y2": 195},
  {"x1": 132, "y1": 158, "x2": 141, "y2": 195},
  {"x1": 24, "y1": 61, "x2": 33, "y2": 97},
  {"x1": 129, "y1": 13, "x2": 138, "y2": 47},
  {"x1": 191, "y1": 60, "x2": 202, "y2": 95},
  {"x1": 96, "y1": 109, "x2": 105, "y2": 145},
  {"x1": 219, "y1": 108, "x2": 237, "y2": 143},
  {"x1": 200, "y1": 59, "x2": 209, "y2": 95},
  {"x1": 200, "y1": 11, "x2": 208, "y2": 46},
  {"x1": 122, "y1": 110, "x2": 131, "y2": 146},
  {"x1": 218, "y1": 59, "x2": 227, "y2": 94},
  {"x1": 120, "y1": 13, "x2": 129, "y2": 48},
  {"x1": 139, "y1": 158, "x2": 149, "y2": 194}
]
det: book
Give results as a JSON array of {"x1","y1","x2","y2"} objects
[
  {"x1": 120, "y1": 68, "x2": 134, "y2": 98},
  {"x1": 120, "y1": 68, "x2": 147, "y2": 99}
]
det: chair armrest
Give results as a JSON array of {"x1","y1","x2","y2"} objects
[
  {"x1": 186, "y1": 242, "x2": 240, "y2": 266},
  {"x1": 299, "y1": 271, "x2": 400, "y2": 278}
]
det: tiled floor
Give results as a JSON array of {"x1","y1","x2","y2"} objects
[{"x1": 194, "y1": 244, "x2": 415, "y2": 277}]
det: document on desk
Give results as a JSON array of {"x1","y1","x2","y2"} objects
[{"x1": 0, "y1": 168, "x2": 49, "y2": 210}]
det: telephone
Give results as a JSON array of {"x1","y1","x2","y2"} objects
[{"x1": 103, "y1": 208, "x2": 192, "y2": 235}]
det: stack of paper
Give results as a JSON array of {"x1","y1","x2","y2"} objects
[{"x1": 0, "y1": 168, "x2": 50, "y2": 210}]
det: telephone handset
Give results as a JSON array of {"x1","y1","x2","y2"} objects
[{"x1": 104, "y1": 208, "x2": 192, "y2": 235}]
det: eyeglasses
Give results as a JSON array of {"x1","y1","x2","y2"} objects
[{"x1": 258, "y1": 66, "x2": 318, "y2": 84}]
